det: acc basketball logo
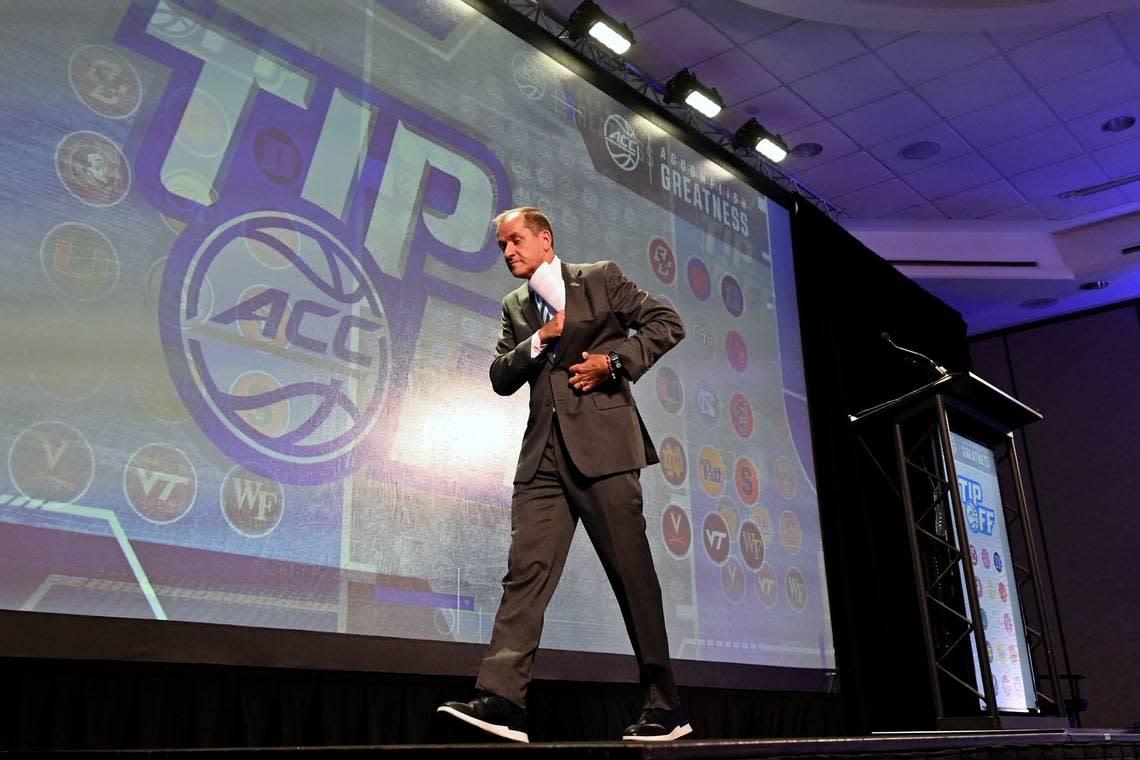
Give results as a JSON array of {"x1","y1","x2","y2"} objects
[
  {"x1": 647, "y1": 237, "x2": 676, "y2": 284},
  {"x1": 734, "y1": 456, "x2": 760, "y2": 505},
  {"x1": 221, "y1": 464, "x2": 284, "y2": 537},
  {"x1": 721, "y1": 557, "x2": 746, "y2": 603},
  {"x1": 160, "y1": 211, "x2": 391, "y2": 484},
  {"x1": 687, "y1": 257, "x2": 711, "y2": 301},
  {"x1": 702, "y1": 511, "x2": 730, "y2": 565},
  {"x1": 721, "y1": 275, "x2": 744, "y2": 317},
  {"x1": 785, "y1": 567, "x2": 807, "y2": 612},
  {"x1": 511, "y1": 51, "x2": 547, "y2": 101},
  {"x1": 739, "y1": 520, "x2": 765, "y2": 570},
  {"x1": 661, "y1": 504, "x2": 692, "y2": 558},
  {"x1": 55, "y1": 131, "x2": 130, "y2": 207},
  {"x1": 68, "y1": 45, "x2": 142, "y2": 119},
  {"x1": 40, "y1": 222, "x2": 119, "y2": 302},
  {"x1": 697, "y1": 446, "x2": 726, "y2": 496},
  {"x1": 724, "y1": 330, "x2": 748, "y2": 373},
  {"x1": 124, "y1": 443, "x2": 197, "y2": 524},
  {"x1": 658, "y1": 436, "x2": 687, "y2": 486},
  {"x1": 655, "y1": 366, "x2": 684, "y2": 414},
  {"x1": 8, "y1": 421, "x2": 95, "y2": 503},
  {"x1": 603, "y1": 113, "x2": 640, "y2": 171},
  {"x1": 755, "y1": 562, "x2": 778, "y2": 607},
  {"x1": 694, "y1": 381, "x2": 720, "y2": 428},
  {"x1": 780, "y1": 510, "x2": 802, "y2": 555},
  {"x1": 729, "y1": 394, "x2": 753, "y2": 438}
]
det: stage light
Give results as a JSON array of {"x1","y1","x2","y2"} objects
[
  {"x1": 566, "y1": 1, "x2": 635, "y2": 55},
  {"x1": 732, "y1": 118, "x2": 789, "y2": 163},
  {"x1": 663, "y1": 69, "x2": 724, "y2": 119}
]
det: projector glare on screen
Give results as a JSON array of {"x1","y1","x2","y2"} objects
[{"x1": 0, "y1": 0, "x2": 833, "y2": 675}]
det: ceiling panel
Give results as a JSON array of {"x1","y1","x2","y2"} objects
[
  {"x1": 933, "y1": 179, "x2": 1026, "y2": 219},
  {"x1": 789, "y1": 54, "x2": 905, "y2": 117},
  {"x1": 915, "y1": 56, "x2": 1028, "y2": 119},
  {"x1": 625, "y1": 7, "x2": 733, "y2": 80},
  {"x1": 1037, "y1": 58, "x2": 1140, "y2": 122},
  {"x1": 831, "y1": 90, "x2": 941, "y2": 147},
  {"x1": 890, "y1": 202, "x2": 949, "y2": 221},
  {"x1": 1005, "y1": 17, "x2": 1127, "y2": 87},
  {"x1": 1065, "y1": 98, "x2": 1140, "y2": 151},
  {"x1": 876, "y1": 31, "x2": 998, "y2": 86},
  {"x1": 850, "y1": 27, "x2": 911, "y2": 50},
  {"x1": 985, "y1": 20, "x2": 1081, "y2": 51},
  {"x1": 834, "y1": 178, "x2": 924, "y2": 218},
  {"x1": 1010, "y1": 155, "x2": 1109, "y2": 199},
  {"x1": 949, "y1": 92, "x2": 1059, "y2": 150},
  {"x1": 867, "y1": 122, "x2": 976, "y2": 176},
  {"x1": 980, "y1": 125, "x2": 1085, "y2": 176},
  {"x1": 721, "y1": 86, "x2": 820, "y2": 135},
  {"x1": 904, "y1": 152, "x2": 1002, "y2": 200},
  {"x1": 740, "y1": 20, "x2": 866, "y2": 81},
  {"x1": 1032, "y1": 188, "x2": 1129, "y2": 219},
  {"x1": 794, "y1": 150, "x2": 893, "y2": 197},
  {"x1": 778, "y1": 119, "x2": 860, "y2": 171},
  {"x1": 1091, "y1": 135, "x2": 1140, "y2": 179},
  {"x1": 690, "y1": 48, "x2": 779, "y2": 106},
  {"x1": 691, "y1": 0, "x2": 797, "y2": 45}
]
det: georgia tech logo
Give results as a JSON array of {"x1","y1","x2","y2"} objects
[{"x1": 604, "y1": 113, "x2": 640, "y2": 172}]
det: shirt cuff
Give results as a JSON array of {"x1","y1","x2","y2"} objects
[{"x1": 529, "y1": 331, "x2": 546, "y2": 358}]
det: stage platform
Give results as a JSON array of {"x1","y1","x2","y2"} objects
[{"x1": 11, "y1": 730, "x2": 1138, "y2": 759}]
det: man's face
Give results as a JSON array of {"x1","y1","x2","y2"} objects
[{"x1": 497, "y1": 213, "x2": 552, "y2": 280}]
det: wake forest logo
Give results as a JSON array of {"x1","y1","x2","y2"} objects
[{"x1": 604, "y1": 113, "x2": 641, "y2": 172}]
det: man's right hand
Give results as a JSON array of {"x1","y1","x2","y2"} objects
[{"x1": 538, "y1": 310, "x2": 565, "y2": 343}]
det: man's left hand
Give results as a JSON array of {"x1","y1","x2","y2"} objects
[{"x1": 568, "y1": 352, "x2": 611, "y2": 393}]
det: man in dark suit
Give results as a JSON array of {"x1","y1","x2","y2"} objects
[{"x1": 437, "y1": 207, "x2": 689, "y2": 743}]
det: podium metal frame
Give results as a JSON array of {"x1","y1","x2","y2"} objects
[{"x1": 851, "y1": 372, "x2": 1063, "y2": 729}]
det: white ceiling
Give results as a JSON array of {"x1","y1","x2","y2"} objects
[{"x1": 536, "y1": 0, "x2": 1140, "y2": 333}]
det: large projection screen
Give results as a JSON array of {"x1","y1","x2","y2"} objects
[{"x1": 0, "y1": 0, "x2": 834, "y2": 676}]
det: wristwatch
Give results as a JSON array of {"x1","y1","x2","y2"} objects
[{"x1": 607, "y1": 351, "x2": 624, "y2": 379}]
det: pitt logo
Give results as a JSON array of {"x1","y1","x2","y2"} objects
[
  {"x1": 960, "y1": 476, "x2": 995, "y2": 536},
  {"x1": 697, "y1": 447, "x2": 726, "y2": 496}
]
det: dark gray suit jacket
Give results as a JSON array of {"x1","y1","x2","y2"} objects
[{"x1": 490, "y1": 260, "x2": 685, "y2": 482}]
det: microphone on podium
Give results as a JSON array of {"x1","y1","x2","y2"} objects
[{"x1": 881, "y1": 332, "x2": 948, "y2": 377}]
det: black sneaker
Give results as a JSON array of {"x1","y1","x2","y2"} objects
[
  {"x1": 437, "y1": 693, "x2": 529, "y2": 743},
  {"x1": 622, "y1": 707, "x2": 692, "y2": 741}
]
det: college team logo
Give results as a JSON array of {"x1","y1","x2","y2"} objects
[
  {"x1": 755, "y1": 562, "x2": 778, "y2": 607},
  {"x1": 729, "y1": 394, "x2": 753, "y2": 438},
  {"x1": 724, "y1": 330, "x2": 748, "y2": 373},
  {"x1": 603, "y1": 113, "x2": 640, "y2": 171},
  {"x1": 694, "y1": 381, "x2": 719, "y2": 428},
  {"x1": 69, "y1": 45, "x2": 142, "y2": 119},
  {"x1": 686, "y1": 257, "x2": 711, "y2": 301},
  {"x1": 721, "y1": 275, "x2": 744, "y2": 317},
  {"x1": 780, "y1": 511, "x2": 802, "y2": 555},
  {"x1": 8, "y1": 421, "x2": 95, "y2": 503},
  {"x1": 124, "y1": 443, "x2": 197, "y2": 524},
  {"x1": 734, "y1": 456, "x2": 760, "y2": 505},
  {"x1": 659, "y1": 436, "x2": 687, "y2": 486},
  {"x1": 55, "y1": 131, "x2": 130, "y2": 206},
  {"x1": 40, "y1": 222, "x2": 120, "y2": 302},
  {"x1": 721, "y1": 557, "x2": 746, "y2": 603},
  {"x1": 702, "y1": 511, "x2": 730, "y2": 565},
  {"x1": 785, "y1": 567, "x2": 807, "y2": 612},
  {"x1": 160, "y1": 212, "x2": 391, "y2": 484},
  {"x1": 655, "y1": 366, "x2": 684, "y2": 414},
  {"x1": 998, "y1": 581, "x2": 1008, "y2": 603},
  {"x1": 774, "y1": 455, "x2": 796, "y2": 499},
  {"x1": 697, "y1": 446, "x2": 726, "y2": 496},
  {"x1": 661, "y1": 504, "x2": 692, "y2": 558},
  {"x1": 221, "y1": 464, "x2": 284, "y2": 537},
  {"x1": 647, "y1": 237, "x2": 676, "y2": 284},
  {"x1": 739, "y1": 520, "x2": 765, "y2": 570}
]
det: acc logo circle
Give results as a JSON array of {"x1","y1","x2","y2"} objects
[
  {"x1": 774, "y1": 455, "x2": 797, "y2": 500},
  {"x1": 725, "y1": 330, "x2": 748, "y2": 373},
  {"x1": 512, "y1": 51, "x2": 547, "y2": 100},
  {"x1": 739, "y1": 520, "x2": 765, "y2": 570},
  {"x1": 221, "y1": 464, "x2": 284, "y2": 537},
  {"x1": 658, "y1": 436, "x2": 687, "y2": 487},
  {"x1": 40, "y1": 222, "x2": 120, "y2": 302},
  {"x1": 655, "y1": 365, "x2": 684, "y2": 415},
  {"x1": 68, "y1": 45, "x2": 141, "y2": 119},
  {"x1": 603, "y1": 113, "x2": 641, "y2": 172},
  {"x1": 160, "y1": 211, "x2": 391, "y2": 484},
  {"x1": 8, "y1": 421, "x2": 95, "y2": 503},
  {"x1": 661, "y1": 504, "x2": 692, "y2": 559},
  {"x1": 755, "y1": 562, "x2": 779, "y2": 608},
  {"x1": 694, "y1": 380, "x2": 720, "y2": 428},
  {"x1": 697, "y1": 446, "x2": 726, "y2": 496},
  {"x1": 647, "y1": 237, "x2": 676, "y2": 284},
  {"x1": 702, "y1": 510, "x2": 731, "y2": 565},
  {"x1": 721, "y1": 556, "x2": 746, "y2": 604},
  {"x1": 785, "y1": 567, "x2": 807, "y2": 612},
  {"x1": 687, "y1": 257, "x2": 711, "y2": 301},
  {"x1": 734, "y1": 456, "x2": 760, "y2": 505},
  {"x1": 55, "y1": 131, "x2": 130, "y2": 207},
  {"x1": 124, "y1": 443, "x2": 197, "y2": 524},
  {"x1": 721, "y1": 275, "x2": 744, "y2": 317},
  {"x1": 729, "y1": 393, "x2": 753, "y2": 438},
  {"x1": 780, "y1": 510, "x2": 802, "y2": 555}
]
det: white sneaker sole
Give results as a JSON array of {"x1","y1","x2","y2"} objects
[
  {"x1": 623, "y1": 722, "x2": 693, "y2": 741},
  {"x1": 436, "y1": 705, "x2": 530, "y2": 743}
]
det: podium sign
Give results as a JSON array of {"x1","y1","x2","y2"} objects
[{"x1": 950, "y1": 432, "x2": 1036, "y2": 712}]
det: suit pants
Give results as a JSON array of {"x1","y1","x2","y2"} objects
[{"x1": 475, "y1": 415, "x2": 679, "y2": 710}]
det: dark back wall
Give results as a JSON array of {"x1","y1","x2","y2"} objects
[{"x1": 969, "y1": 299, "x2": 1140, "y2": 730}]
